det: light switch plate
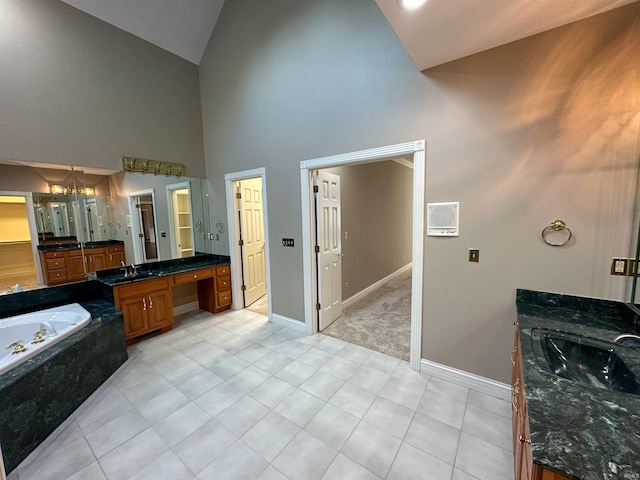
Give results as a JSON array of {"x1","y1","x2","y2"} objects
[
  {"x1": 469, "y1": 249, "x2": 479, "y2": 262},
  {"x1": 611, "y1": 258, "x2": 628, "y2": 276}
]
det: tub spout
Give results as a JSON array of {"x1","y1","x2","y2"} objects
[
  {"x1": 613, "y1": 334, "x2": 640, "y2": 344},
  {"x1": 40, "y1": 321, "x2": 58, "y2": 337}
]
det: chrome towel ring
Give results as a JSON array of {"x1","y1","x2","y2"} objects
[{"x1": 542, "y1": 219, "x2": 572, "y2": 247}]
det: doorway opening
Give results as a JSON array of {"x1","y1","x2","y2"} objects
[
  {"x1": 128, "y1": 190, "x2": 159, "y2": 263},
  {"x1": 0, "y1": 192, "x2": 43, "y2": 290},
  {"x1": 167, "y1": 181, "x2": 195, "y2": 259},
  {"x1": 301, "y1": 140, "x2": 426, "y2": 371},
  {"x1": 225, "y1": 168, "x2": 272, "y2": 319},
  {"x1": 313, "y1": 161, "x2": 414, "y2": 361}
]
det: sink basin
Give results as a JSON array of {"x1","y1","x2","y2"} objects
[
  {"x1": 105, "y1": 270, "x2": 164, "y2": 285},
  {"x1": 531, "y1": 330, "x2": 640, "y2": 395}
]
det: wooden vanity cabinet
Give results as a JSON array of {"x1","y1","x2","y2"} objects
[
  {"x1": 512, "y1": 325, "x2": 570, "y2": 480},
  {"x1": 173, "y1": 264, "x2": 232, "y2": 314},
  {"x1": 83, "y1": 247, "x2": 107, "y2": 273},
  {"x1": 40, "y1": 245, "x2": 126, "y2": 285},
  {"x1": 106, "y1": 245, "x2": 125, "y2": 268},
  {"x1": 67, "y1": 249, "x2": 87, "y2": 282},
  {"x1": 114, "y1": 277, "x2": 173, "y2": 343},
  {"x1": 213, "y1": 264, "x2": 232, "y2": 313},
  {"x1": 40, "y1": 251, "x2": 69, "y2": 285}
]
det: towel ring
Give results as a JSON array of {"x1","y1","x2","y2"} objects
[{"x1": 542, "y1": 219, "x2": 572, "y2": 247}]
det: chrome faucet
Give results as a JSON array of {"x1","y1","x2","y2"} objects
[
  {"x1": 613, "y1": 334, "x2": 640, "y2": 344},
  {"x1": 120, "y1": 261, "x2": 138, "y2": 277}
]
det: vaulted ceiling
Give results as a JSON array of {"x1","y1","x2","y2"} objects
[{"x1": 59, "y1": 0, "x2": 637, "y2": 69}]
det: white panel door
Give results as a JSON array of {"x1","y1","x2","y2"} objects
[
  {"x1": 317, "y1": 170, "x2": 342, "y2": 330},
  {"x1": 239, "y1": 178, "x2": 266, "y2": 306}
]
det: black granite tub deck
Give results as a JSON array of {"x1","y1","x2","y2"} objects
[
  {"x1": 0, "y1": 282, "x2": 128, "y2": 474},
  {"x1": 516, "y1": 290, "x2": 640, "y2": 479}
]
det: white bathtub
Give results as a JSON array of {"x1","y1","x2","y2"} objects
[{"x1": 0, "y1": 303, "x2": 91, "y2": 375}]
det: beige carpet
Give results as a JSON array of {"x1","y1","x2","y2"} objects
[
  {"x1": 246, "y1": 294, "x2": 268, "y2": 316},
  {"x1": 323, "y1": 269, "x2": 411, "y2": 361}
]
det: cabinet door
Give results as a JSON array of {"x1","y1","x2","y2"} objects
[
  {"x1": 147, "y1": 290, "x2": 172, "y2": 330},
  {"x1": 86, "y1": 249, "x2": 107, "y2": 272},
  {"x1": 108, "y1": 251, "x2": 125, "y2": 268},
  {"x1": 106, "y1": 246, "x2": 125, "y2": 268},
  {"x1": 68, "y1": 253, "x2": 86, "y2": 281},
  {"x1": 121, "y1": 296, "x2": 147, "y2": 338}
]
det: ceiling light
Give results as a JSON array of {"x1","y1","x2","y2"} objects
[{"x1": 397, "y1": 0, "x2": 427, "y2": 10}]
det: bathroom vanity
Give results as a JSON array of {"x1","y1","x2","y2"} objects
[
  {"x1": 38, "y1": 240, "x2": 126, "y2": 286},
  {"x1": 513, "y1": 290, "x2": 640, "y2": 480},
  {"x1": 97, "y1": 253, "x2": 231, "y2": 343}
]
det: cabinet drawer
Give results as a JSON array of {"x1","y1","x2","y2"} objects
[
  {"x1": 46, "y1": 258, "x2": 67, "y2": 270},
  {"x1": 216, "y1": 275, "x2": 231, "y2": 290},
  {"x1": 217, "y1": 290, "x2": 232, "y2": 307},
  {"x1": 47, "y1": 269, "x2": 68, "y2": 282},
  {"x1": 115, "y1": 277, "x2": 171, "y2": 300},
  {"x1": 215, "y1": 264, "x2": 230, "y2": 277},
  {"x1": 106, "y1": 245, "x2": 124, "y2": 253},
  {"x1": 173, "y1": 267, "x2": 214, "y2": 285},
  {"x1": 67, "y1": 249, "x2": 83, "y2": 258},
  {"x1": 44, "y1": 251, "x2": 65, "y2": 259}
]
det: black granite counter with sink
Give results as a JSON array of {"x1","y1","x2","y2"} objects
[
  {"x1": 0, "y1": 281, "x2": 128, "y2": 474},
  {"x1": 95, "y1": 252, "x2": 231, "y2": 287},
  {"x1": 36, "y1": 239, "x2": 124, "y2": 252},
  {"x1": 516, "y1": 290, "x2": 640, "y2": 479}
]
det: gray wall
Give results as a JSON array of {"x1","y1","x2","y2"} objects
[
  {"x1": 326, "y1": 161, "x2": 413, "y2": 298},
  {"x1": 200, "y1": 0, "x2": 640, "y2": 383},
  {"x1": 0, "y1": 0, "x2": 205, "y2": 176}
]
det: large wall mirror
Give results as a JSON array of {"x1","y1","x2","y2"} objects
[{"x1": 0, "y1": 161, "x2": 213, "y2": 293}]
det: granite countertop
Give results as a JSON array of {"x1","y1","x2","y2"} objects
[
  {"x1": 516, "y1": 290, "x2": 640, "y2": 480},
  {"x1": 37, "y1": 240, "x2": 125, "y2": 252},
  {"x1": 0, "y1": 298, "x2": 122, "y2": 391},
  {"x1": 96, "y1": 253, "x2": 231, "y2": 287}
]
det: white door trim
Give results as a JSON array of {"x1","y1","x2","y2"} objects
[
  {"x1": 128, "y1": 188, "x2": 159, "y2": 264},
  {"x1": 166, "y1": 181, "x2": 194, "y2": 259},
  {"x1": 300, "y1": 140, "x2": 426, "y2": 371},
  {"x1": 224, "y1": 168, "x2": 272, "y2": 320}
]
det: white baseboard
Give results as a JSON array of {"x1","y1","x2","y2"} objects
[
  {"x1": 173, "y1": 301, "x2": 200, "y2": 316},
  {"x1": 342, "y1": 263, "x2": 412, "y2": 309},
  {"x1": 420, "y1": 359, "x2": 511, "y2": 401},
  {"x1": 272, "y1": 314, "x2": 306, "y2": 332}
]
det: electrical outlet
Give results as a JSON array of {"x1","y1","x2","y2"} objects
[
  {"x1": 345, "y1": 281, "x2": 349, "y2": 290},
  {"x1": 344, "y1": 231, "x2": 348, "y2": 240},
  {"x1": 611, "y1": 258, "x2": 628, "y2": 276}
]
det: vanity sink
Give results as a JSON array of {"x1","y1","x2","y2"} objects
[
  {"x1": 106, "y1": 270, "x2": 164, "y2": 285},
  {"x1": 531, "y1": 329, "x2": 640, "y2": 395}
]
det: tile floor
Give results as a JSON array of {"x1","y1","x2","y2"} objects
[{"x1": 8, "y1": 309, "x2": 514, "y2": 480}]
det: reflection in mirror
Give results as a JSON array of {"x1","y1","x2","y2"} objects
[
  {"x1": 0, "y1": 161, "x2": 214, "y2": 293},
  {"x1": 168, "y1": 181, "x2": 194, "y2": 258},
  {"x1": 128, "y1": 191, "x2": 159, "y2": 263},
  {"x1": 32, "y1": 194, "x2": 78, "y2": 244},
  {"x1": 0, "y1": 195, "x2": 39, "y2": 291}
]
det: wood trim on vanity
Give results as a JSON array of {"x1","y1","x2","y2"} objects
[{"x1": 113, "y1": 263, "x2": 231, "y2": 343}]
